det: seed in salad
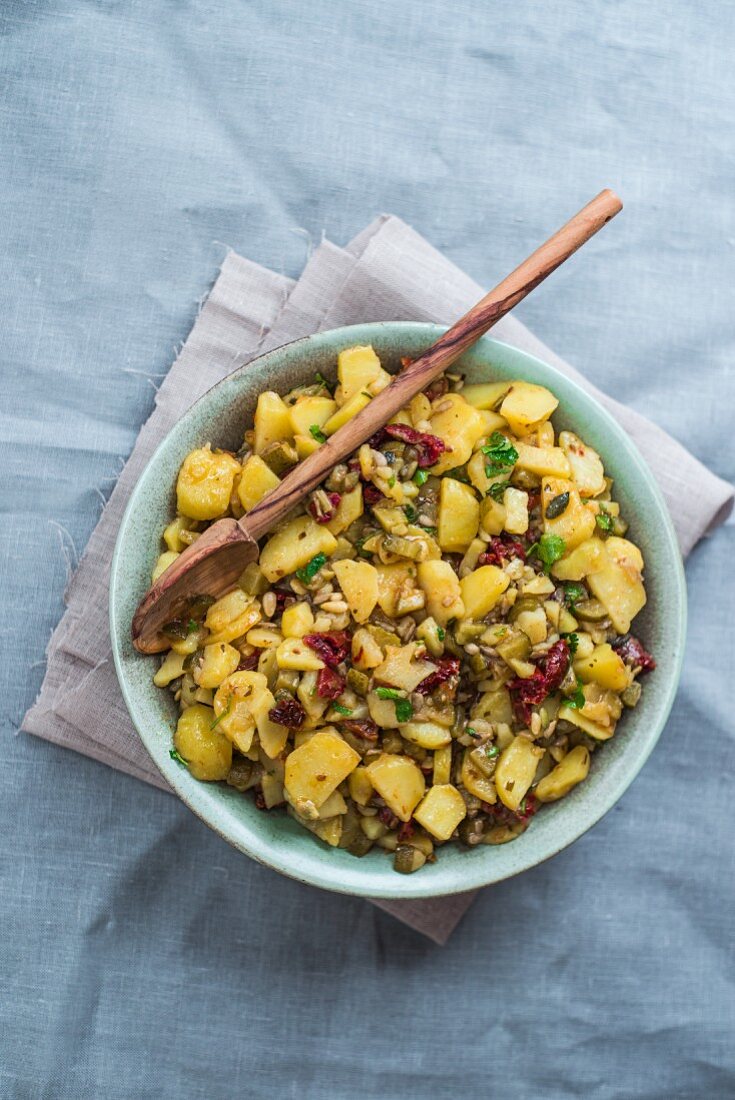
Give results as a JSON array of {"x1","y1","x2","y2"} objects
[{"x1": 148, "y1": 346, "x2": 653, "y2": 873}]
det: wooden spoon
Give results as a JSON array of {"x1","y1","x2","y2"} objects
[{"x1": 132, "y1": 189, "x2": 622, "y2": 652}]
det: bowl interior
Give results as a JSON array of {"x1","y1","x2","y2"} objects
[{"x1": 110, "y1": 323, "x2": 686, "y2": 899}]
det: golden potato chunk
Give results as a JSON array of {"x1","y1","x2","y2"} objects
[
  {"x1": 285, "y1": 731, "x2": 360, "y2": 811},
  {"x1": 574, "y1": 643, "x2": 631, "y2": 692},
  {"x1": 289, "y1": 395, "x2": 338, "y2": 437},
  {"x1": 541, "y1": 476, "x2": 596, "y2": 551},
  {"x1": 326, "y1": 485, "x2": 363, "y2": 535},
  {"x1": 551, "y1": 537, "x2": 606, "y2": 581},
  {"x1": 281, "y1": 601, "x2": 314, "y2": 639},
  {"x1": 413, "y1": 784, "x2": 467, "y2": 841},
  {"x1": 323, "y1": 391, "x2": 372, "y2": 435},
  {"x1": 500, "y1": 381, "x2": 558, "y2": 436},
  {"x1": 495, "y1": 736, "x2": 544, "y2": 811},
  {"x1": 535, "y1": 745, "x2": 591, "y2": 802},
  {"x1": 437, "y1": 478, "x2": 480, "y2": 552},
  {"x1": 514, "y1": 441, "x2": 571, "y2": 479},
  {"x1": 253, "y1": 392, "x2": 293, "y2": 455},
  {"x1": 193, "y1": 642, "x2": 240, "y2": 690},
  {"x1": 559, "y1": 431, "x2": 606, "y2": 497},
  {"x1": 237, "y1": 455, "x2": 280, "y2": 513},
  {"x1": 366, "y1": 754, "x2": 426, "y2": 822},
  {"x1": 417, "y1": 560, "x2": 465, "y2": 626},
  {"x1": 459, "y1": 564, "x2": 509, "y2": 620},
  {"x1": 587, "y1": 537, "x2": 646, "y2": 633},
  {"x1": 460, "y1": 380, "x2": 512, "y2": 409},
  {"x1": 428, "y1": 395, "x2": 486, "y2": 475},
  {"x1": 373, "y1": 643, "x2": 437, "y2": 692},
  {"x1": 332, "y1": 559, "x2": 379, "y2": 623},
  {"x1": 205, "y1": 589, "x2": 261, "y2": 645},
  {"x1": 337, "y1": 345, "x2": 391, "y2": 403},
  {"x1": 174, "y1": 704, "x2": 232, "y2": 782},
  {"x1": 259, "y1": 515, "x2": 338, "y2": 583},
  {"x1": 212, "y1": 671, "x2": 270, "y2": 754},
  {"x1": 176, "y1": 446, "x2": 240, "y2": 521}
]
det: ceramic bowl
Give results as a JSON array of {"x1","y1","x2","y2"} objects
[{"x1": 110, "y1": 323, "x2": 686, "y2": 899}]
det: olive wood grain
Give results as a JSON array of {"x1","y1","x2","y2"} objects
[{"x1": 132, "y1": 189, "x2": 621, "y2": 652}]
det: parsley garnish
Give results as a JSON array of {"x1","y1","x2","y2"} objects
[
  {"x1": 561, "y1": 631, "x2": 579, "y2": 656},
  {"x1": 561, "y1": 681, "x2": 585, "y2": 709},
  {"x1": 375, "y1": 687, "x2": 403, "y2": 699},
  {"x1": 487, "y1": 479, "x2": 510, "y2": 502},
  {"x1": 169, "y1": 748, "x2": 189, "y2": 767},
  {"x1": 296, "y1": 551, "x2": 328, "y2": 585},
  {"x1": 309, "y1": 424, "x2": 327, "y2": 443},
  {"x1": 596, "y1": 508, "x2": 614, "y2": 532},
  {"x1": 436, "y1": 626, "x2": 446, "y2": 641},
  {"x1": 210, "y1": 700, "x2": 232, "y2": 730},
  {"x1": 375, "y1": 686, "x2": 413, "y2": 723},
  {"x1": 485, "y1": 745, "x2": 500, "y2": 758},
  {"x1": 466, "y1": 726, "x2": 482, "y2": 739},
  {"x1": 387, "y1": 475, "x2": 396, "y2": 488},
  {"x1": 332, "y1": 703, "x2": 353, "y2": 716},
  {"x1": 186, "y1": 619, "x2": 199, "y2": 634},
  {"x1": 482, "y1": 432, "x2": 518, "y2": 478},
  {"x1": 445, "y1": 466, "x2": 470, "y2": 483},
  {"x1": 528, "y1": 533, "x2": 566, "y2": 572},
  {"x1": 403, "y1": 504, "x2": 418, "y2": 523},
  {"x1": 564, "y1": 582, "x2": 585, "y2": 610},
  {"x1": 413, "y1": 470, "x2": 428, "y2": 487},
  {"x1": 314, "y1": 371, "x2": 332, "y2": 393}
]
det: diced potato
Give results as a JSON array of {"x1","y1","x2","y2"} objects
[
  {"x1": 479, "y1": 495, "x2": 506, "y2": 536},
  {"x1": 348, "y1": 766, "x2": 374, "y2": 806},
  {"x1": 152, "y1": 551, "x2": 179, "y2": 583},
  {"x1": 461, "y1": 750, "x2": 497, "y2": 804},
  {"x1": 468, "y1": 450, "x2": 501, "y2": 496},
  {"x1": 433, "y1": 745, "x2": 453, "y2": 785},
  {"x1": 332, "y1": 559, "x2": 379, "y2": 623},
  {"x1": 281, "y1": 601, "x2": 314, "y2": 639},
  {"x1": 473, "y1": 687, "x2": 513, "y2": 725},
  {"x1": 351, "y1": 627, "x2": 384, "y2": 670},
  {"x1": 500, "y1": 381, "x2": 558, "y2": 436},
  {"x1": 413, "y1": 784, "x2": 467, "y2": 841},
  {"x1": 284, "y1": 730, "x2": 360, "y2": 810},
  {"x1": 503, "y1": 486, "x2": 529, "y2": 535},
  {"x1": 541, "y1": 476, "x2": 596, "y2": 551},
  {"x1": 560, "y1": 702, "x2": 615, "y2": 741},
  {"x1": 373, "y1": 643, "x2": 437, "y2": 692},
  {"x1": 316, "y1": 789, "x2": 348, "y2": 819},
  {"x1": 323, "y1": 390, "x2": 372, "y2": 435},
  {"x1": 289, "y1": 395, "x2": 338, "y2": 437},
  {"x1": 297, "y1": 671, "x2": 330, "y2": 722},
  {"x1": 535, "y1": 421, "x2": 555, "y2": 448},
  {"x1": 417, "y1": 560, "x2": 465, "y2": 626},
  {"x1": 515, "y1": 607, "x2": 548, "y2": 646},
  {"x1": 259, "y1": 515, "x2": 338, "y2": 583},
  {"x1": 205, "y1": 589, "x2": 262, "y2": 644},
  {"x1": 551, "y1": 537, "x2": 606, "y2": 581},
  {"x1": 163, "y1": 515, "x2": 197, "y2": 553},
  {"x1": 252, "y1": 692, "x2": 289, "y2": 759},
  {"x1": 292, "y1": 811, "x2": 344, "y2": 847},
  {"x1": 276, "y1": 637, "x2": 325, "y2": 671},
  {"x1": 460, "y1": 565, "x2": 510, "y2": 620},
  {"x1": 437, "y1": 478, "x2": 480, "y2": 552},
  {"x1": 153, "y1": 650, "x2": 187, "y2": 687},
  {"x1": 367, "y1": 691, "x2": 404, "y2": 729},
  {"x1": 460, "y1": 380, "x2": 512, "y2": 409},
  {"x1": 574, "y1": 643, "x2": 631, "y2": 692},
  {"x1": 237, "y1": 455, "x2": 280, "y2": 513},
  {"x1": 587, "y1": 537, "x2": 646, "y2": 634},
  {"x1": 174, "y1": 704, "x2": 232, "y2": 782},
  {"x1": 428, "y1": 395, "x2": 487, "y2": 475},
  {"x1": 294, "y1": 433, "x2": 321, "y2": 459},
  {"x1": 337, "y1": 345, "x2": 391, "y2": 403},
  {"x1": 326, "y1": 485, "x2": 363, "y2": 535},
  {"x1": 479, "y1": 410, "x2": 508, "y2": 435},
  {"x1": 193, "y1": 642, "x2": 240, "y2": 689},
  {"x1": 559, "y1": 431, "x2": 606, "y2": 497},
  {"x1": 400, "y1": 721, "x2": 452, "y2": 749},
  {"x1": 176, "y1": 446, "x2": 240, "y2": 521},
  {"x1": 366, "y1": 754, "x2": 426, "y2": 822},
  {"x1": 253, "y1": 392, "x2": 293, "y2": 455},
  {"x1": 535, "y1": 745, "x2": 591, "y2": 802},
  {"x1": 212, "y1": 671, "x2": 269, "y2": 754},
  {"x1": 514, "y1": 441, "x2": 571, "y2": 479},
  {"x1": 495, "y1": 735, "x2": 545, "y2": 811},
  {"x1": 246, "y1": 625, "x2": 283, "y2": 648}
]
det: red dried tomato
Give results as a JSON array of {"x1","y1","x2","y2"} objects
[
  {"x1": 612, "y1": 634, "x2": 656, "y2": 673},
  {"x1": 316, "y1": 667, "x2": 345, "y2": 700},
  {"x1": 236, "y1": 651, "x2": 260, "y2": 672},
  {"x1": 341, "y1": 718, "x2": 379, "y2": 742},
  {"x1": 363, "y1": 483, "x2": 385, "y2": 505},
  {"x1": 378, "y1": 805, "x2": 400, "y2": 829},
  {"x1": 397, "y1": 820, "x2": 415, "y2": 842},
  {"x1": 416, "y1": 656, "x2": 461, "y2": 696},
  {"x1": 382, "y1": 423, "x2": 448, "y2": 468},
  {"x1": 508, "y1": 639, "x2": 570, "y2": 724},
  {"x1": 303, "y1": 631, "x2": 351, "y2": 668},
  {"x1": 483, "y1": 794, "x2": 538, "y2": 824},
  {"x1": 308, "y1": 491, "x2": 341, "y2": 525},
  {"x1": 268, "y1": 696, "x2": 306, "y2": 729},
  {"x1": 254, "y1": 790, "x2": 267, "y2": 811},
  {"x1": 478, "y1": 536, "x2": 526, "y2": 567},
  {"x1": 274, "y1": 589, "x2": 293, "y2": 612}
]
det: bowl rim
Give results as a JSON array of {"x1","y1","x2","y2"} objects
[{"x1": 110, "y1": 322, "x2": 687, "y2": 899}]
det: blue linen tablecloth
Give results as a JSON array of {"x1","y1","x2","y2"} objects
[{"x1": 2, "y1": 2, "x2": 734, "y2": 1096}]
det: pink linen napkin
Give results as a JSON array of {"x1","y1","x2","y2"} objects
[{"x1": 23, "y1": 215, "x2": 733, "y2": 944}]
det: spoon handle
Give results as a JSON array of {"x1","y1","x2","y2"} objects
[{"x1": 243, "y1": 189, "x2": 622, "y2": 542}]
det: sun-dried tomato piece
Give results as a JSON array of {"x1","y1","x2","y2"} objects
[
  {"x1": 236, "y1": 651, "x2": 260, "y2": 672},
  {"x1": 274, "y1": 588, "x2": 293, "y2": 612},
  {"x1": 340, "y1": 718, "x2": 379, "y2": 742},
  {"x1": 508, "y1": 639, "x2": 570, "y2": 724},
  {"x1": 308, "y1": 491, "x2": 341, "y2": 525},
  {"x1": 316, "y1": 667, "x2": 345, "y2": 700},
  {"x1": 268, "y1": 696, "x2": 306, "y2": 729},
  {"x1": 397, "y1": 819, "x2": 415, "y2": 842},
  {"x1": 612, "y1": 634, "x2": 656, "y2": 673},
  {"x1": 363, "y1": 483, "x2": 385, "y2": 505},
  {"x1": 303, "y1": 631, "x2": 351, "y2": 668},
  {"x1": 416, "y1": 656, "x2": 461, "y2": 696},
  {"x1": 378, "y1": 805, "x2": 400, "y2": 829},
  {"x1": 478, "y1": 536, "x2": 527, "y2": 567},
  {"x1": 382, "y1": 423, "x2": 448, "y2": 468},
  {"x1": 482, "y1": 794, "x2": 537, "y2": 824}
]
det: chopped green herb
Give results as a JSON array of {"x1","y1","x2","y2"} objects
[
  {"x1": 482, "y1": 431, "x2": 518, "y2": 477},
  {"x1": 309, "y1": 424, "x2": 327, "y2": 444},
  {"x1": 564, "y1": 582, "x2": 586, "y2": 610},
  {"x1": 465, "y1": 726, "x2": 482, "y2": 739},
  {"x1": 487, "y1": 479, "x2": 510, "y2": 502},
  {"x1": 596, "y1": 508, "x2": 614, "y2": 532},
  {"x1": 561, "y1": 681, "x2": 585, "y2": 709},
  {"x1": 436, "y1": 626, "x2": 446, "y2": 642},
  {"x1": 529, "y1": 533, "x2": 566, "y2": 572},
  {"x1": 210, "y1": 700, "x2": 232, "y2": 730},
  {"x1": 445, "y1": 466, "x2": 470, "y2": 483},
  {"x1": 403, "y1": 504, "x2": 418, "y2": 523},
  {"x1": 296, "y1": 551, "x2": 328, "y2": 586},
  {"x1": 413, "y1": 469, "x2": 428, "y2": 487},
  {"x1": 484, "y1": 745, "x2": 500, "y2": 758},
  {"x1": 169, "y1": 748, "x2": 189, "y2": 767},
  {"x1": 419, "y1": 525, "x2": 437, "y2": 536},
  {"x1": 394, "y1": 698, "x2": 414, "y2": 723},
  {"x1": 314, "y1": 371, "x2": 332, "y2": 393},
  {"x1": 375, "y1": 687, "x2": 403, "y2": 700},
  {"x1": 332, "y1": 703, "x2": 353, "y2": 716},
  {"x1": 545, "y1": 491, "x2": 570, "y2": 519},
  {"x1": 387, "y1": 475, "x2": 396, "y2": 489},
  {"x1": 561, "y1": 631, "x2": 579, "y2": 656},
  {"x1": 186, "y1": 619, "x2": 199, "y2": 634}
]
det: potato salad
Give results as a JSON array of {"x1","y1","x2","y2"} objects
[{"x1": 150, "y1": 345, "x2": 655, "y2": 874}]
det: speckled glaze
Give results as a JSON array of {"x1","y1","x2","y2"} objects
[{"x1": 110, "y1": 324, "x2": 686, "y2": 900}]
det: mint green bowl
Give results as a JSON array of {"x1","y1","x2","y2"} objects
[{"x1": 110, "y1": 324, "x2": 686, "y2": 900}]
